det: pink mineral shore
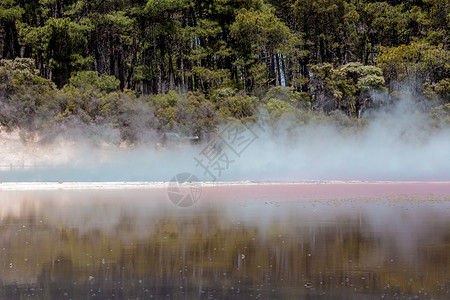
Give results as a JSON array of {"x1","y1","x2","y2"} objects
[
  {"x1": 1, "y1": 181, "x2": 450, "y2": 199},
  {"x1": 196, "y1": 182, "x2": 450, "y2": 200}
]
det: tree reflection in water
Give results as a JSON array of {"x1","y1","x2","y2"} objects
[{"x1": 0, "y1": 185, "x2": 449, "y2": 299}]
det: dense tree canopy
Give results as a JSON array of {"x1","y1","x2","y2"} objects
[{"x1": 0, "y1": 0, "x2": 449, "y2": 141}]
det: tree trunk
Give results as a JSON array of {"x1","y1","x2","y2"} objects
[
  {"x1": 168, "y1": 47, "x2": 174, "y2": 91},
  {"x1": 275, "y1": 53, "x2": 281, "y2": 86}
]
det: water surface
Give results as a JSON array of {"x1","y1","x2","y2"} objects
[{"x1": 0, "y1": 183, "x2": 449, "y2": 299}]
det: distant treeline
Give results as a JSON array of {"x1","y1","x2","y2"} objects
[{"x1": 0, "y1": 1, "x2": 449, "y2": 141}]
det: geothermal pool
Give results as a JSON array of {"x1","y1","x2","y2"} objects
[{"x1": 0, "y1": 182, "x2": 449, "y2": 299}]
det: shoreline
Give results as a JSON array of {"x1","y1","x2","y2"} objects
[{"x1": 1, "y1": 180, "x2": 450, "y2": 193}]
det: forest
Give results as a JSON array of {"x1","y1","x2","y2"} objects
[{"x1": 0, "y1": 0, "x2": 449, "y2": 143}]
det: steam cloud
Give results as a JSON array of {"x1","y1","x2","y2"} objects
[{"x1": 1, "y1": 91, "x2": 449, "y2": 182}]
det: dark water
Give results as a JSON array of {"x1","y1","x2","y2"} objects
[{"x1": 0, "y1": 185, "x2": 449, "y2": 299}]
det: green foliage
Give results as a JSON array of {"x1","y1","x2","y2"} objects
[
  {"x1": 264, "y1": 98, "x2": 297, "y2": 120},
  {"x1": 376, "y1": 42, "x2": 450, "y2": 92},
  {"x1": 67, "y1": 71, "x2": 120, "y2": 94},
  {"x1": 176, "y1": 92, "x2": 218, "y2": 136},
  {"x1": 430, "y1": 104, "x2": 450, "y2": 126},
  {"x1": 309, "y1": 63, "x2": 356, "y2": 114},
  {"x1": 0, "y1": 0, "x2": 446, "y2": 96},
  {"x1": 360, "y1": 1, "x2": 409, "y2": 46},
  {"x1": 209, "y1": 87, "x2": 237, "y2": 103},
  {"x1": 192, "y1": 67, "x2": 230, "y2": 90},
  {"x1": 141, "y1": 90, "x2": 219, "y2": 136},
  {"x1": 423, "y1": 78, "x2": 450, "y2": 102},
  {"x1": 327, "y1": 109, "x2": 352, "y2": 127},
  {"x1": 151, "y1": 91, "x2": 181, "y2": 131},
  {"x1": 17, "y1": 17, "x2": 92, "y2": 87},
  {"x1": 340, "y1": 62, "x2": 385, "y2": 90},
  {"x1": 263, "y1": 86, "x2": 310, "y2": 108},
  {"x1": 54, "y1": 72, "x2": 123, "y2": 129},
  {"x1": 293, "y1": 0, "x2": 360, "y2": 64},
  {"x1": 230, "y1": 7, "x2": 292, "y2": 89},
  {"x1": 150, "y1": 90, "x2": 180, "y2": 108},
  {"x1": 231, "y1": 8, "x2": 291, "y2": 51},
  {"x1": 416, "y1": 0, "x2": 449, "y2": 47},
  {"x1": 1, "y1": 0, "x2": 450, "y2": 140},
  {"x1": 309, "y1": 62, "x2": 386, "y2": 117},
  {"x1": 145, "y1": 0, "x2": 190, "y2": 15},
  {"x1": 0, "y1": 58, "x2": 56, "y2": 130},
  {"x1": 218, "y1": 93, "x2": 259, "y2": 121},
  {"x1": 0, "y1": 0, "x2": 24, "y2": 22}
]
